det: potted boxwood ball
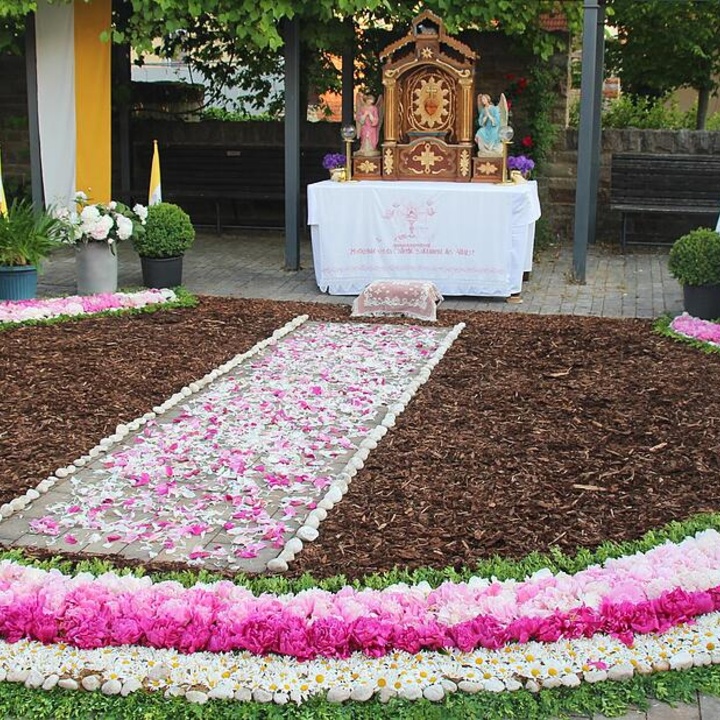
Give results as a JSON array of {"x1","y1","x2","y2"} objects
[
  {"x1": 132, "y1": 202, "x2": 195, "y2": 288},
  {"x1": 668, "y1": 227, "x2": 720, "y2": 320},
  {"x1": 0, "y1": 199, "x2": 62, "y2": 300}
]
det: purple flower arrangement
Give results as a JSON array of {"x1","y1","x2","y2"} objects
[
  {"x1": 322, "y1": 153, "x2": 346, "y2": 171},
  {"x1": 507, "y1": 154, "x2": 535, "y2": 177}
]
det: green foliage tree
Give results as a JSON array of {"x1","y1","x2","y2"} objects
[
  {"x1": 0, "y1": 1, "x2": 581, "y2": 113},
  {"x1": 606, "y1": 0, "x2": 720, "y2": 130}
]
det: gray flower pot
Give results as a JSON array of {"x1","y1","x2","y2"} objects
[{"x1": 75, "y1": 243, "x2": 118, "y2": 295}]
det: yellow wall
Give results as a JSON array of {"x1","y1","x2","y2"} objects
[{"x1": 74, "y1": 0, "x2": 111, "y2": 202}]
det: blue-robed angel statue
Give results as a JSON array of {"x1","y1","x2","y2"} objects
[{"x1": 475, "y1": 93, "x2": 508, "y2": 156}]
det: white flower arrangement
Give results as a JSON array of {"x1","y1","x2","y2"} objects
[{"x1": 54, "y1": 192, "x2": 147, "y2": 253}]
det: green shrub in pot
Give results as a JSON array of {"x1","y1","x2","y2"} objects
[
  {"x1": 131, "y1": 202, "x2": 195, "y2": 259},
  {"x1": 668, "y1": 227, "x2": 720, "y2": 320},
  {"x1": 668, "y1": 228, "x2": 720, "y2": 286},
  {"x1": 131, "y1": 202, "x2": 195, "y2": 289}
]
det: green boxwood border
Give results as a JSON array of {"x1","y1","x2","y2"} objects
[
  {"x1": 3, "y1": 512, "x2": 720, "y2": 598},
  {"x1": 0, "y1": 287, "x2": 198, "y2": 332}
]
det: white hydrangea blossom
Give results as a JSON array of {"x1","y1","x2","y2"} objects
[
  {"x1": 133, "y1": 204, "x2": 148, "y2": 223},
  {"x1": 116, "y1": 215, "x2": 134, "y2": 241},
  {"x1": 82, "y1": 214, "x2": 114, "y2": 242},
  {"x1": 54, "y1": 193, "x2": 148, "y2": 246}
]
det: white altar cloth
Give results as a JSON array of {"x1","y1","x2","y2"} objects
[{"x1": 307, "y1": 180, "x2": 541, "y2": 297}]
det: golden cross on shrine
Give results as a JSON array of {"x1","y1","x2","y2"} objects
[{"x1": 413, "y1": 144, "x2": 442, "y2": 172}]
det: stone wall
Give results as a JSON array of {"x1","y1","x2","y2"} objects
[{"x1": 544, "y1": 129, "x2": 720, "y2": 245}]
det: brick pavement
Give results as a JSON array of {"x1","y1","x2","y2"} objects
[
  {"x1": 32, "y1": 233, "x2": 710, "y2": 719},
  {"x1": 37, "y1": 231, "x2": 684, "y2": 320}
]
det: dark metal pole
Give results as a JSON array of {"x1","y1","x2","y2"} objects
[
  {"x1": 24, "y1": 13, "x2": 44, "y2": 208},
  {"x1": 587, "y1": 3, "x2": 606, "y2": 246},
  {"x1": 341, "y1": 19, "x2": 354, "y2": 130},
  {"x1": 283, "y1": 16, "x2": 301, "y2": 271},
  {"x1": 572, "y1": 0, "x2": 605, "y2": 283},
  {"x1": 112, "y1": 42, "x2": 132, "y2": 199}
]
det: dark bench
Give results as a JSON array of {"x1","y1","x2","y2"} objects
[
  {"x1": 610, "y1": 153, "x2": 720, "y2": 250},
  {"x1": 131, "y1": 144, "x2": 329, "y2": 232}
]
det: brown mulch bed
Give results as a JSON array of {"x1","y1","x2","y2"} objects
[{"x1": 1, "y1": 296, "x2": 719, "y2": 581}]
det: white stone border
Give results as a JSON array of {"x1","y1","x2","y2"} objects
[
  {"x1": 267, "y1": 322, "x2": 466, "y2": 572},
  {"x1": 0, "y1": 315, "x2": 309, "y2": 522}
]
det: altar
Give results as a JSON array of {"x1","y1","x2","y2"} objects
[{"x1": 307, "y1": 179, "x2": 541, "y2": 297}]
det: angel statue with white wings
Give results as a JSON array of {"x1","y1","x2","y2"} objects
[
  {"x1": 475, "y1": 92, "x2": 508, "y2": 156},
  {"x1": 354, "y1": 91, "x2": 384, "y2": 157}
]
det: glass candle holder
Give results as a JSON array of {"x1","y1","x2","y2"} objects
[{"x1": 341, "y1": 125, "x2": 357, "y2": 181}]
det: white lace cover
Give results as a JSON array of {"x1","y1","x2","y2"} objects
[{"x1": 351, "y1": 280, "x2": 444, "y2": 322}]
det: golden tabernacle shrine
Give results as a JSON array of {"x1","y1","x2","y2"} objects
[{"x1": 352, "y1": 10, "x2": 507, "y2": 183}]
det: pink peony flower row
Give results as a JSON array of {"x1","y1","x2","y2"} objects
[
  {"x1": 0, "y1": 289, "x2": 177, "y2": 325},
  {"x1": 1, "y1": 530, "x2": 720, "y2": 658},
  {"x1": 670, "y1": 313, "x2": 720, "y2": 346}
]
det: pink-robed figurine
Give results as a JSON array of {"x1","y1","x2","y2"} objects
[{"x1": 355, "y1": 92, "x2": 384, "y2": 156}]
